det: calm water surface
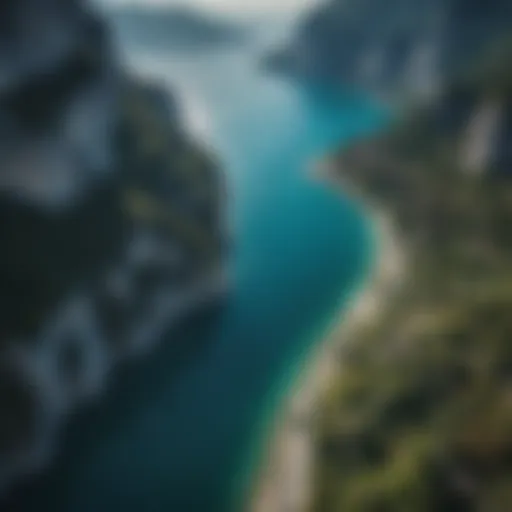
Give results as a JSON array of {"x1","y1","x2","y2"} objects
[{"x1": 15, "y1": 34, "x2": 388, "y2": 512}]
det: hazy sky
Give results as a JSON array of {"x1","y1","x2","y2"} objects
[{"x1": 102, "y1": 0, "x2": 317, "y2": 17}]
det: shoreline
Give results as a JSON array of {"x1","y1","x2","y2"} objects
[{"x1": 249, "y1": 158, "x2": 406, "y2": 512}]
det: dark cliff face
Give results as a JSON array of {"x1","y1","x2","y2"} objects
[
  {"x1": 0, "y1": 0, "x2": 226, "y2": 493},
  {"x1": 269, "y1": 0, "x2": 512, "y2": 99}
]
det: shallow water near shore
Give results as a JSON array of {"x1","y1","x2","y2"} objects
[{"x1": 10, "y1": 36, "x2": 388, "y2": 512}]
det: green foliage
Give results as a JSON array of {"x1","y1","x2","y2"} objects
[
  {"x1": 314, "y1": 43, "x2": 512, "y2": 512},
  {"x1": 455, "y1": 35, "x2": 512, "y2": 99},
  {"x1": 116, "y1": 80, "x2": 225, "y2": 262}
]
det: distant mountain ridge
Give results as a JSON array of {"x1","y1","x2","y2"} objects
[
  {"x1": 267, "y1": 0, "x2": 512, "y2": 100},
  {"x1": 111, "y1": 5, "x2": 247, "y2": 52}
]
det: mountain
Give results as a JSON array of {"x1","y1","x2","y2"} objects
[
  {"x1": 0, "y1": 0, "x2": 227, "y2": 494},
  {"x1": 111, "y1": 6, "x2": 247, "y2": 52},
  {"x1": 266, "y1": 0, "x2": 512, "y2": 100},
  {"x1": 312, "y1": 38, "x2": 512, "y2": 512}
]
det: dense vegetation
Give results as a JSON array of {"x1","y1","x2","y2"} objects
[
  {"x1": 313, "y1": 42, "x2": 512, "y2": 511},
  {"x1": 118, "y1": 80, "x2": 226, "y2": 264}
]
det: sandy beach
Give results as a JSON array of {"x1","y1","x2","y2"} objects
[{"x1": 249, "y1": 158, "x2": 406, "y2": 512}]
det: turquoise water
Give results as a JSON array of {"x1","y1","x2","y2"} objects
[{"x1": 13, "y1": 42, "x2": 387, "y2": 512}]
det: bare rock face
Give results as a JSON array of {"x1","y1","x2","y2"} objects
[
  {"x1": 460, "y1": 101, "x2": 505, "y2": 175},
  {"x1": 0, "y1": 0, "x2": 227, "y2": 494},
  {"x1": 0, "y1": 0, "x2": 120, "y2": 210},
  {"x1": 0, "y1": 0, "x2": 90, "y2": 91}
]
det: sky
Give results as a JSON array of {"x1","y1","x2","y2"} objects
[{"x1": 101, "y1": 0, "x2": 318, "y2": 18}]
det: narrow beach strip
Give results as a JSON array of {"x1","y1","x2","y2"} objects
[{"x1": 249, "y1": 156, "x2": 407, "y2": 512}]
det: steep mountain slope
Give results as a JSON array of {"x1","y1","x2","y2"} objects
[
  {"x1": 0, "y1": 0, "x2": 227, "y2": 493},
  {"x1": 313, "y1": 39, "x2": 512, "y2": 512}
]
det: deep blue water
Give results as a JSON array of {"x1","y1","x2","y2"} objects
[{"x1": 12, "y1": 38, "x2": 387, "y2": 512}]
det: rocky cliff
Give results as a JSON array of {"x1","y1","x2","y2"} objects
[
  {"x1": 0, "y1": 0, "x2": 227, "y2": 493},
  {"x1": 267, "y1": 0, "x2": 512, "y2": 101}
]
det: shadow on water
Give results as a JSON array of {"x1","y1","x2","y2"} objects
[{"x1": 2, "y1": 300, "x2": 227, "y2": 512}]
